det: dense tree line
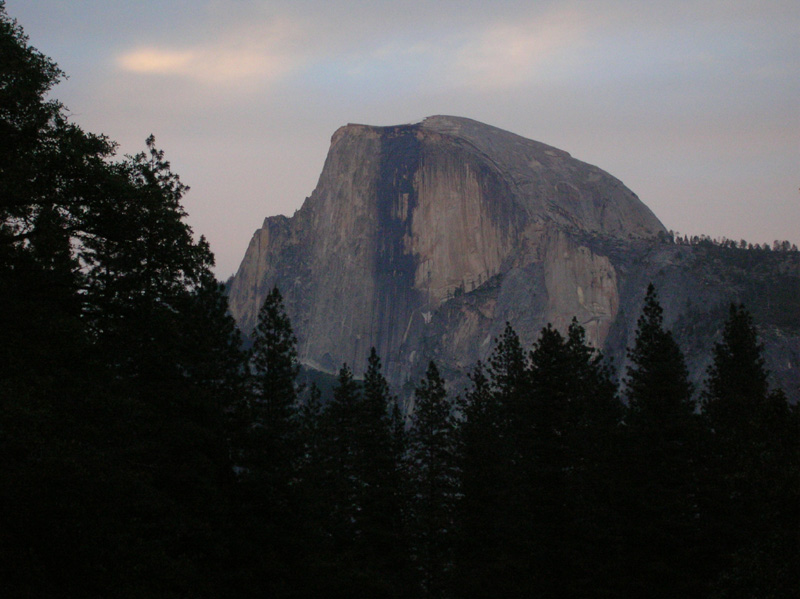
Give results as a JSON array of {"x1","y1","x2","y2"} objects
[
  {"x1": 658, "y1": 230, "x2": 798, "y2": 252},
  {"x1": 219, "y1": 284, "x2": 797, "y2": 598},
  {"x1": 2, "y1": 5, "x2": 797, "y2": 597}
]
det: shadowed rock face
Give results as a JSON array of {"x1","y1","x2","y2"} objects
[{"x1": 227, "y1": 116, "x2": 798, "y2": 400}]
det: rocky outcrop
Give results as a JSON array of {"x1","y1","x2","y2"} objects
[{"x1": 227, "y1": 116, "x2": 799, "y2": 401}]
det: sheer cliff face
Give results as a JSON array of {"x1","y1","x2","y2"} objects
[{"x1": 228, "y1": 116, "x2": 666, "y2": 379}]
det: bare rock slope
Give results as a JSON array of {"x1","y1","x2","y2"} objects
[{"x1": 227, "y1": 116, "x2": 798, "y2": 399}]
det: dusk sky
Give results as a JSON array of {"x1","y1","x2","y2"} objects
[{"x1": 8, "y1": 0, "x2": 799, "y2": 277}]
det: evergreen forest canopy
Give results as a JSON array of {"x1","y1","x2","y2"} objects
[{"x1": 1, "y1": 4, "x2": 797, "y2": 597}]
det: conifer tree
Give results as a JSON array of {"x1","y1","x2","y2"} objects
[
  {"x1": 454, "y1": 361, "x2": 513, "y2": 597},
  {"x1": 487, "y1": 322, "x2": 528, "y2": 411},
  {"x1": 485, "y1": 322, "x2": 528, "y2": 487},
  {"x1": 626, "y1": 283, "x2": 694, "y2": 423},
  {"x1": 323, "y1": 363, "x2": 362, "y2": 549},
  {"x1": 360, "y1": 349, "x2": 407, "y2": 580},
  {"x1": 229, "y1": 287, "x2": 303, "y2": 594},
  {"x1": 180, "y1": 273, "x2": 246, "y2": 409},
  {"x1": 288, "y1": 381, "x2": 336, "y2": 596},
  {"x1": 529, "y1": 320, "x2": 622, "y2": 596},
  {"x1": 457, "y1": 361, "x2": 500, "y2": 523},
  {"x1": 701, "y1": 304, "x2": 798, "y2": 598},
  {"x1": 529, "y1": 324, "x2": 573, "y2": 443},
  {"x1": 246, "y1": 290, "x2": 299, "y2": 490},
  {"x1": 621, "y1": 283, "x2": 703, "y2": 598},
  {"x1": 242, "y1": 286, "x2": 300, "y2": 502},
  {"x1": 250, "y1": 286, "x2": 299, "y2": 427},
  {"x1": 703, "y1": 303, "x2": 771, "y2": 437},
  {"x1": 524, "y1": 324, "x2": 584, "y2": 595},
  {"x1": 244, "y1": 287, "x2": 300, "y2": 491},
  {"x1": 407, "y1": 361, "x2": 458, "y2": 598},
  {"x1": 564, "y1": 319, "x2": 621, "y2": 430},
  {"x1": 362, "y1": 348, "x2": 393, "y2": 429},
  {"x1": 310, "y1": 356, "x2": 407, "y2": 596}
]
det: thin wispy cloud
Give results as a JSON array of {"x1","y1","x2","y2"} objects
[{"x1": 116, "y1": 18, "x2": 306, "y2": 87}]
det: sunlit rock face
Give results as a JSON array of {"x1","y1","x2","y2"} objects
[
  {"x1": 227, "y1": 115, "x2": 666, "y2": 385},
  {"x1": 227, "y1": 116, "x2": 799, "y2": 402}
]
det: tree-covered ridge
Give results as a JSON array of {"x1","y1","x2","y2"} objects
[
  {"x1": 659, "y1": 230, "x2": 799, "y2": 253},
  {"x1": 2, "y1": 4, "x2": 797, "y2": 597}
]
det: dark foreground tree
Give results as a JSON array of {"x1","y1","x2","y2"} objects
[
  {"x1": 228, "y1": 287, "x2": 304, "y2": 596},
  {"x1": 454, "y1": 361, "x2": 510, "y2": 597},
  {"x1": 456, "y1": 320, "x2": 623, "y2": 598},
  {"x1": 241, "y1": 286, "x2": 301, "y2": 497},
  {"x1": 702, "y1": 304, "x2": 799, "y2": 598},
  {"x1": 626, "y1": 284, "x2": 695, "y2": 424},
  {"x1": 527, "y1": 321, "x2": 622, "y2": 597},
  {"x1": 621, "y1": 283, "x2": 705, "y2": 598},
  {"x1": 309, "y1": 351, "x2": 409, "y2": 596},
  {"x1": 322, "y1": 363, "x2": 362, "y2": 552},
  {"x1": 407, "y1": 362, "x2": 458, "y2": 598},
  {"x1": 358, "y1": 348, "x2": 410, "y2": 593},
  {"x1": 1, "y1": 6, "x2": 241, "y2": 595}
]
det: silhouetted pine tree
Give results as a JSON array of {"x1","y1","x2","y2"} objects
[
  {"x1": 240, "y1": 286, "x2": 300, "y2": 495},
  {"x1": 525, "y1": 322, "x2": 623, "y2": 597},
  {"x1": 626, "y1": 284, "x2": 694, "y2": 424},
  {"x1": 359, "y1": 348, "x2": 410, "y2": 595},
  {"x1": 80, "y1": 136, "x2": 215, "y2": 387},
  {"x1": 295, "y1": 381, "x2": 325, "y2": 508},
  {"x1": 702, "y1": 304, "x2": 799, "y2": 598},
  {"x1": 323, "y1": 363, "x2": 362, "y2": 551},
  {"x1": 307, "y1": 352, "x2": 409, "y2": 596},
  {"x1": 231, "y1": 286, "x2": 302, "y2": 596},
  {"x1": 487, "y1": 322, "x2": 528, "y2": 419},
  {"x1": 703, "y1": 304, "x2": 772, "y2": 435},
  {"x1": 621, "y1": 283, "x2": 704, "y2": 598},
  {"x1": 454, "y1": 360, "x2": 514, "y2": 597},
  {"x1": 407, "y1": 361, "x2": 458, "y2": 598}
]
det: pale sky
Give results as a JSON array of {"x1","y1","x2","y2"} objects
[{"x1": 8, "y1": 0, "x2": 799, "y2": 277}]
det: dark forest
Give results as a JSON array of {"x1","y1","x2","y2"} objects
[{"x1": 1, "y1": 4, "x2": 797, "y2": 597}]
